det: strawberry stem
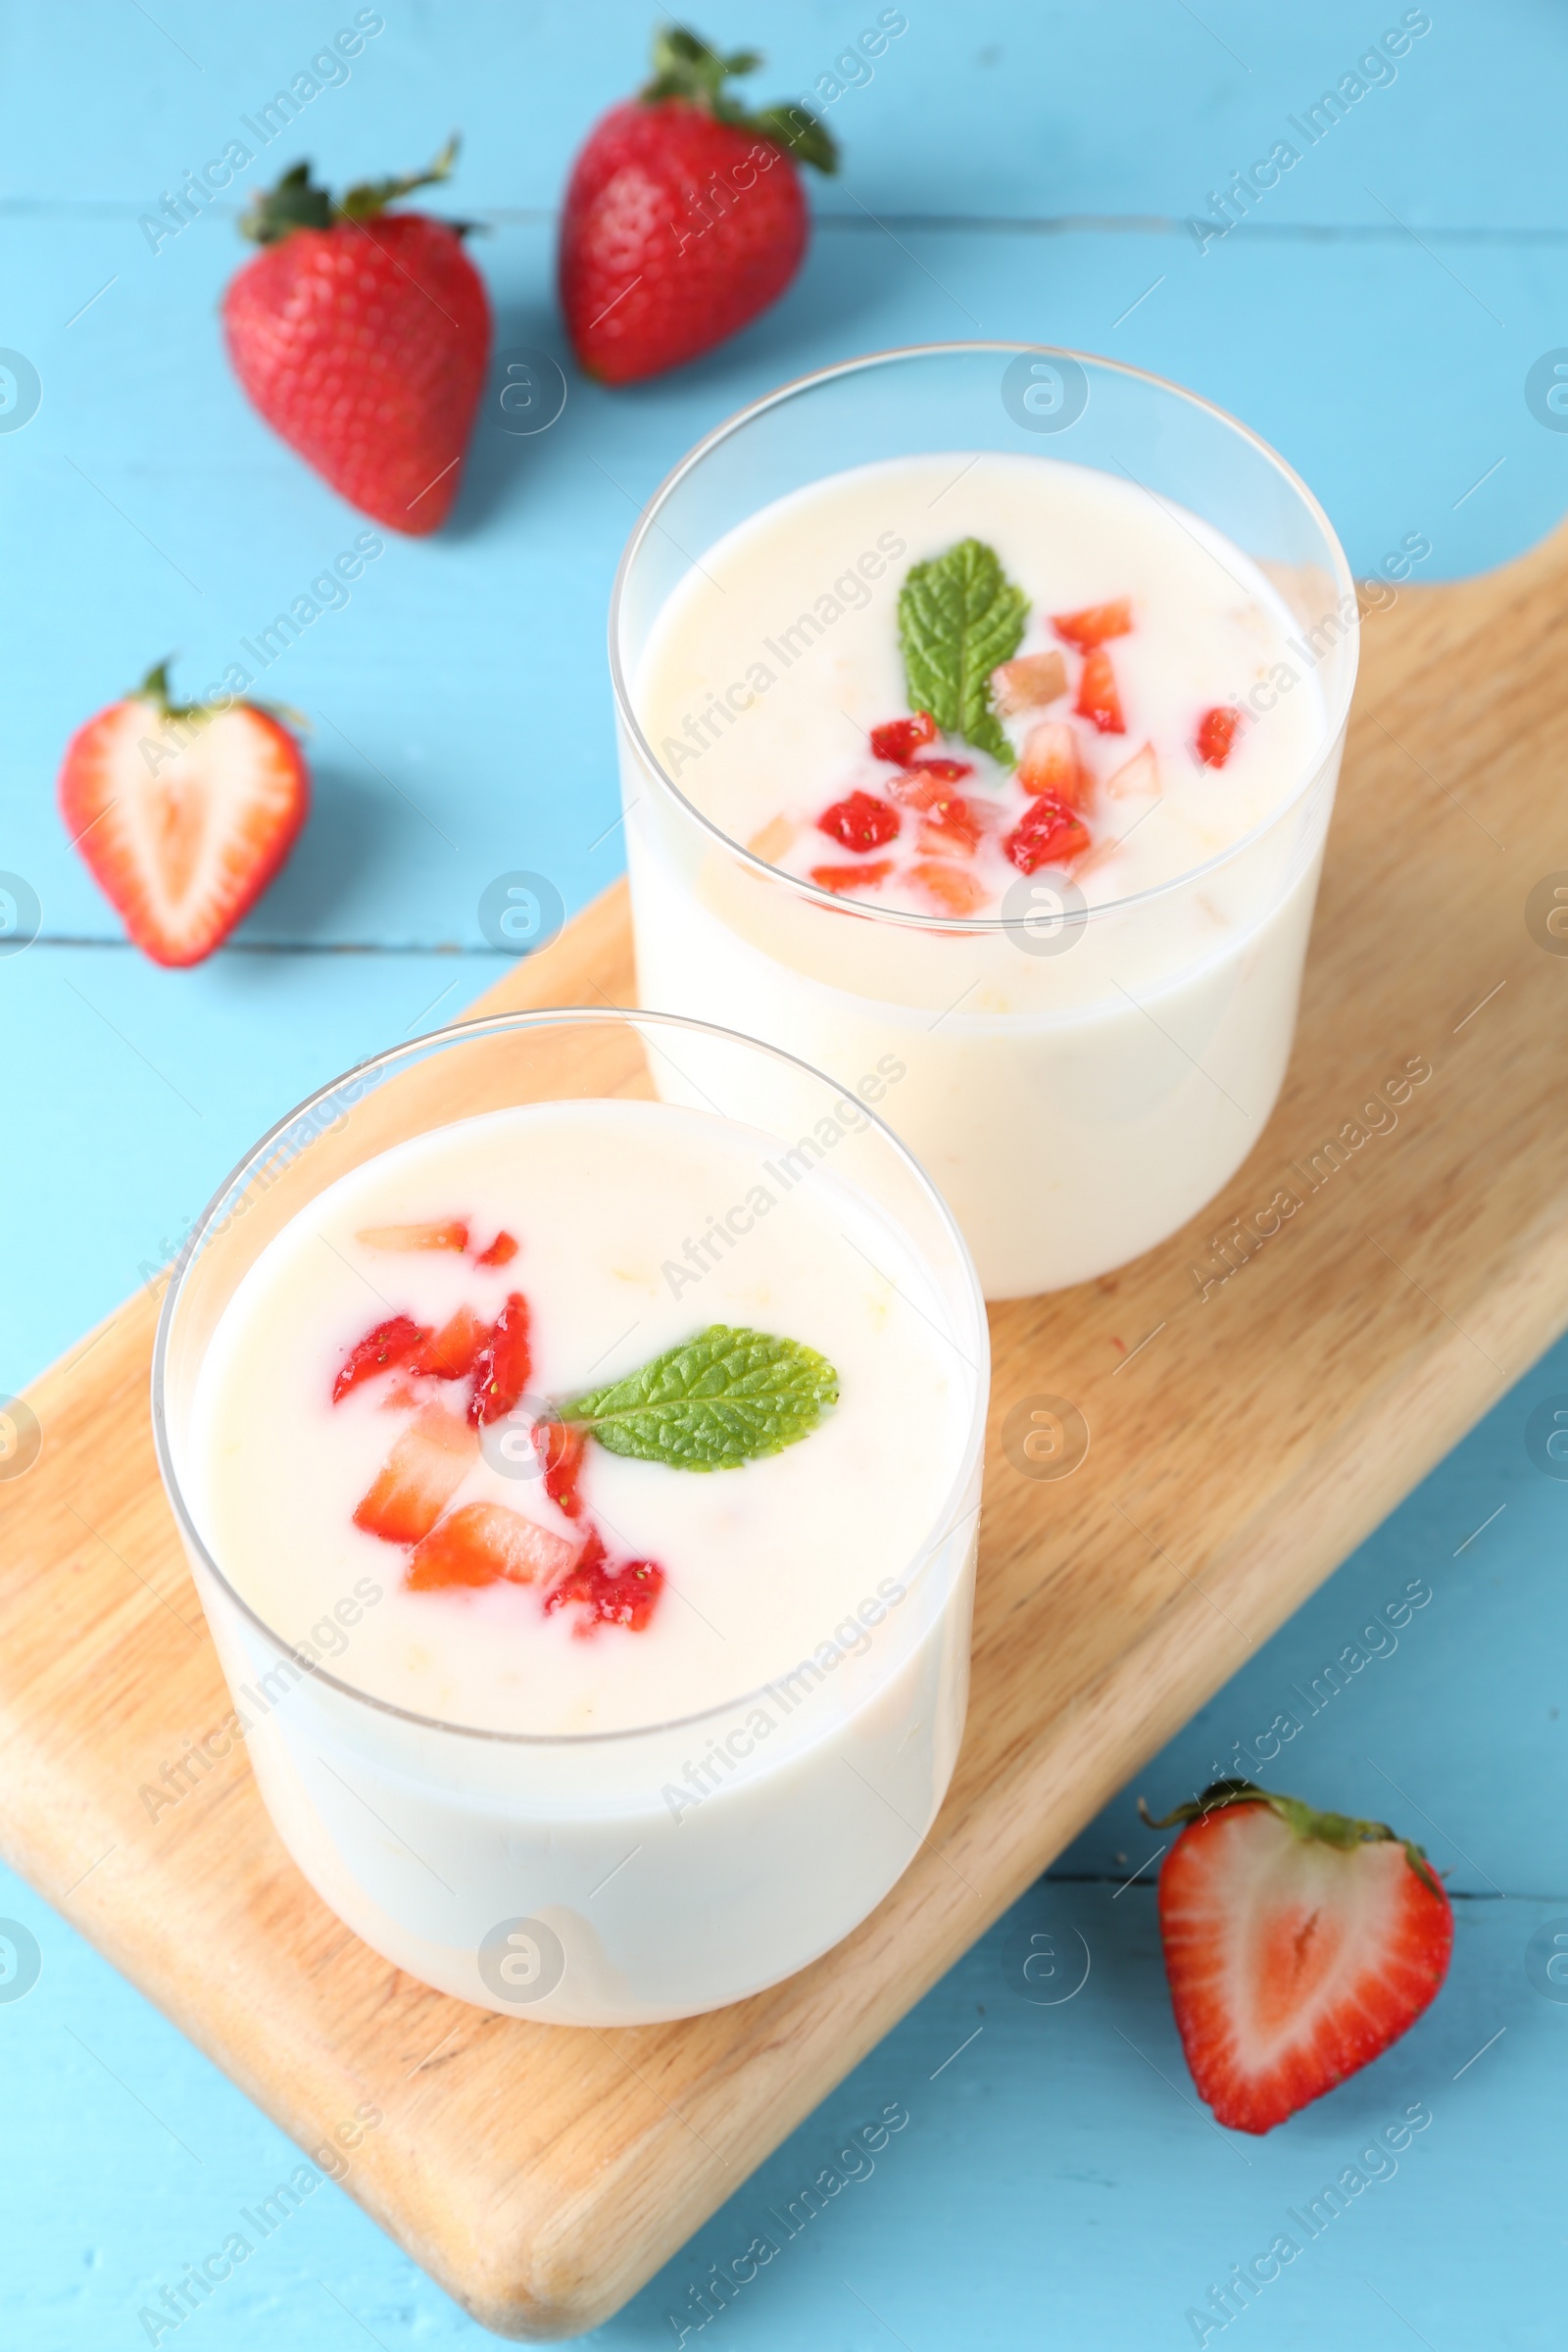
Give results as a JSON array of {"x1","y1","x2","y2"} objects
[
  {"x1": 239, "y1": 137, "x2": 466, "y2": 245},
  {"x1": 640, "y1": 24, "x2": 838, "y2": 173},
  {"x1": 1139, "y1": 1780, "x2": 1446, "y2": 1898}
]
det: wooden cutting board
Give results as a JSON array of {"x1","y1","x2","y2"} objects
[{"x1": 5, "y1": 531, "x2": 1568, "y2": 2338}]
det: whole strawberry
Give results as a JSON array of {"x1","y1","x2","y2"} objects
[
  {"x1": 1147, "y1": 1781, "x2": 1453, "y2": 2133},
  {"x1": 560, "y1": 26, "x2": 837, "y2": 385},
  {"x1": 222, "y1": 140, "x2": 491, "y2": 534}
]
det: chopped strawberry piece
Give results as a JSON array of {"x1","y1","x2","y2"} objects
[
  {"x1": 991, "y1": 651, "x2": 1068, "y2": 715},
  {"x1": 810, "y1": 860, "x2": 894, "y2": 895},
  {"x1": 473, "y1": 1228, "x2": 519, "y2": 1267},
  {"x1": 888, "y1": 760, "x2": 975, "y2": 810},
  {"x1": 468, "y1": 1292, "x2": 532, "y2": 1427},
  {"x1": 331, "y1": 1314, "x2": 433, "y2": 1405},
  {"x1": 1106, "y1": 742, "x2": 1159, "y2": 799},
  {"x1": 356, "y1": 1219, "x2": 469, "y2": 1253},
  {"x1": 1004, "y1": 793, "x2": 1092, "y2": 875},
  {"x1": 1196, "y1": 705, "x2": 1243, "y2": 768},
  {"x1": 1016, "y1": 720, "x2": 1084, "y2": 806},
  {"x1": 354, "y1": 1404, "x2": 477, "y2": 1544},
  {"x1": 411, "y1": 1304, "x2": 487, "y2": 1382},
  {"x1": 816, "y1": 790, "x2": 901, "y2": 853},
  {"x1": 545, "y1": 1532, "x2": 665, "y2": 1634},
  {"x1": 532, "y1": 1418, "x2": 588, "y2": 1518},
  {"x1": 1052, "y1": 598, "x2": 1132, "y2": 651},
  {"x1": 1075, "y1": 647, "x2": 1125, "y2": 735},
  {"x1": 907, "y1": 859, "x2": 987, "y2": 915},
  {"x1": 915, "y1": 794, "x2": 983, "y2": 856},
  {"x1": 406, "y1": 1500, "x2": 579, "y2": 1591},
  {"x1": 868, "y1": 710, "x2": 938, "y2": 764}
]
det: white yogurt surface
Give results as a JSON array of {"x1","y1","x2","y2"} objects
[{"x1": 188, "y1": 1099, "x2": 971, "y2": 1739}]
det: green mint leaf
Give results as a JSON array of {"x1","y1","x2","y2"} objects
[
  {"x1": 898, "y1": 538, "x2": 1028, "y2": 765},
  {"x1": 561, "y1": 1326, "x2": 838, "y2": 1472}
]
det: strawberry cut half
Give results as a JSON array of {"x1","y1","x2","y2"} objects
[
  {"x1": 545, "y1": 1531, "x2": 665, "y2": 1634},
  {"x1": 1148, "y1": 1781, "x2": 1453, "y2": 2134},
  {"x1": 468, "y1": 1292, "x2": 532, "y2": 1427},
  {"x1": 1196, "y1": 705, "x2": 1243, "y2": 768},
  {"x1": 810, "y1": 860, "x2": 894, "y2": 895},
  {"x1": 411, "y1": 1304, "x2": 487, "y2": 1383},
  {"x1": 331, "y1": 1314, "x2": 433, "y2": 1405},
  {"x1": 816, "y1": 791, "x2": 901, "y2": 853},
  {"x1": 473, "y1": 1229, "x2": 518, "y2": 1267},
  {"x1": 532, "y1": 1418, "x2": 588, "y2": 1518},
  {"x1": 869, "y1": 710, "x2": 938, "y2": 764},
  {"x1": 1004, "y1": 794, "x2": 1091, "y2": 874},
  {"x1": 406, "y1": 1500, "x2": 579, "y2": 1591},
  {"x1": 354, "y1": 1403, "x2": 477, "y2": 1545},
  {"x1": 1075, "y1": 647, "x2": 1125, "y2": 735},
  {"x1": 356, "y1": 1219, "x2": 469, "y2": 1252},
  {"x1": 58, "y1": 662, "x2": 309, "y2": 968},
  {"x1": 1052, "y1": 598, "x2": 1133, "y2": 651}
]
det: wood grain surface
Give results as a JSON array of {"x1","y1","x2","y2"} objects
[{"x1": 2, "y1": 543, "x2": 1565, "y2": 2338}]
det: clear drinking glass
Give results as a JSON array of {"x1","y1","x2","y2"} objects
[
  {"x1": 152, "y1": 1008, "x2": 987, "y2": 2026},
  {"x1": 610, "y1": 343, "x2": 1359, "y2": 1300}
]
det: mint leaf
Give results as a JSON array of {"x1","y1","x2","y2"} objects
[
  {"x1": 561, "y1": 1326, "x2": 838, "y2": 1472},
  {"x1": 898, "y1": 539, "x2": 1028, "y2": 765}
]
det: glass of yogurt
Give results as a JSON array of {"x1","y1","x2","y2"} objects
[
  {"x1": 612, "y1": 344, "x2": 1359, "y2": 1299},
  {"x1": 152, "y1": 1008, "x2": 986, "y2": 2025}
]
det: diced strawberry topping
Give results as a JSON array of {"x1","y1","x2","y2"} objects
[
  {"x1": 1016, "y1": 720, "x2": 1084, "y2": 806},
  {"x1": 888, "y1": 760, "x2": 975, "y2": 810},
  {"x1": 331, "y1": 1314, "x2": 433, "y2": 1405},
  {"x1": 810, "y1": 860, "x2": 894, "y2": 895},
  {"x1": 1075, "y1": 647, "x2": 1125, "y2": 735},
  {"x1": 411, "y1": 1304, "x2": 487, "y2": 1382},
  {"x1": 816, "y1": 790, "x2": 901, "y2": 853},
  {"x1": 915, "y1": 794, "x2": 983, "y2": 856},
  {"x1": 991, "y1": 651, "x2": 1068, "y2": 715},
  {"x1": 907, "y1": 860, "x2": 987, "y2": 915},
  {"x1": 1196, "y1": 705, "x2": 1243, "y2": 768},
  {"x1": 406, "y1": 1500, "x2": 579, "y2": 1591},
  {"x1": 1106, "y1": 742, "x2": 1159, "y2": 799},
  {"x1": 869, "y1": 710, "x2": 938, "y2": 764},
  {"x1": 532, "y1": 1417, "x2": 588, "y2": 1518},
  {"x1": 468, "y1": 1292, "x2": 532, "y2": 1427},
  {"x1": 473, "y1": 1229, "x2": 519, "y2": 1267},
  {"x1": 545, "y1": 1531, "x2": 665, "y2": 1635},
  {"x1": 1004, "y1": 793, "x2": 1092, "y2": 875},
  {"x1": 1052, "y1": 598, "x2": 1133, "y2": 651},
  {"x1": 354, "y1": 1404, "x2": 477, "y2": 1544},
  {"x1": 356, "y1": 1219, "x2": 469, "y2": 1253}
]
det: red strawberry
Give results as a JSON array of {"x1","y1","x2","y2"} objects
[
  {"x1": 222, "y1": 142, "x2": 490, "y2": 534},
  {"x1": 411, "y1": 1304, "x2": 487, "y2": 1382},
  {"x1": 810, "y1": 859, "x2": 894, "y2": 894},
  {"x1": 406, "y1": 1500, "x2": 579, "y2": 1591},
  {"x1": 1148, "y1": 1782, "x2": 1453, "y2": 2134},
  {"x1": 545, "y1": 1530, "x2": 665, "y2": 1633},
  {"x1": 915, "y1": 794, "x2": 983, "y2": 856},
  {"x1": 559, "y1": 28, "x2": 837, "y2": 385},
  {"x1": 1004, "y1": 793, "x2": 1091, "y2": 874},
  {"x1": 468, "y1": 1292, "x2": 532, "y2": 1427},
  {"x1": 817, "y1": 791, "x2": 901, "y2": 852},
  {"x1": 1196, "y1": 705, "x2": 1243, "y2": 768},
  {"x1": 357, "y1": 1219, "x2": 469, "y2": 1253},
  {"x1": 991, "y1": 651, "x2": 1067, "y2": 715},
  {"x1": 1053, "y1": 598, "x2": 1132, "y2": 651},
  {"x1": 332, "y1": 1314, "x2": 433, "y2": 1404},
  {"x1": 354, "y1": 1403, "x2": 477, "y2": 1544},
  {"x1": 1016, "y1": 720, "x2": 1083, "y2": 807},
  {"x1": 869, "y1": 711, "x2": 938, "y2": 764},
  {"x1": 907, "y1": 860, "x2": 986, "y2": 916},
  {"x1": 474, "y1": 1229, "x2": 518, "y2": 1267},
  {"x1": 532, "y1": 1417, "x2": 589, "y2": 1518},
  {"x1": 58, "y1": 662, "x2": 309, "y2": 967},
  {"x1": 1075, "y1": 646, "x2": 1126, "y2": 735}
]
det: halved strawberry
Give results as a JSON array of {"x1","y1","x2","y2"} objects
[
  {"x1": 810, "y1": 860, "x2": 894, "y2": 895},
  {"x1": 406, "y1": 1499, "x2": 579, "y2": 1591},
  {"x1": 817, "y1": 791, "x2": 901, "y2": 853},
  {"x1": 411, "y1": 1304, "x2": 487, "y2": 1382},
  {"x1": 869, "y1": 711, "x2": 938, "y2": 764},
  {"x1": 474, "y1": 1229, "x2": 518, "y2": 1267},
  {"x1": 1016, "y1": 720, "x2": 1084, "y2": 806},
  {"x1": 1004, "y1": 793, "x2": 1091, "y2": 875},
  {"x1": 1053, "y1": 598, "x2": 1132, "y2": 651},
  {"x1": 1075, "y1": 647, "x2": 1125, "y2": 735},
  {"x1": 357, "y1": 1219, "x2": 469, "y2": 1252},
  {"x1": 354, "y1": 1403, "x2": 477, "y2": 1544},
  {"x1": 1148, "y1": 1782, "x2": 1453, "y2": 2134},
  {"x1": 532, "y1": 1417, "x2": 588, "y2": 1519},
  {"x1": 1196, "y1": 705, "x2": 1243, "y2": 768},
  {"x1": 991, "y1": 651, "x2": 1067, "y2": 715},
  {"x1": 331, "y1": 1314, "x2": 433, "y2": 1405},
  {"x1": 57, "y1": 662, "x2": 309, "y2": 968},
  {"x1": 468, "y1": 1292, "x2": 532, "y2": 1426},
  {"x1": 906, "y1": 859, "x2": 987, "y2": 915},
  {"x1": 545, "y1": 1531, "x2": 665, "y2": 1633}
]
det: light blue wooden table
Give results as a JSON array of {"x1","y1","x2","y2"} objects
[{"x1": 3, "y1": 6, "x2": 1565, "y2": 2344}]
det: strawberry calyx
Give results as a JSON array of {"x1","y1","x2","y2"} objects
[
  {"x1": 638, "y1": 25, "x2": 838, "y2": 173},
  {"x1": 1140, "y1": 1780, "x2": 1445, "y2": 1900},
  {"x1": 239, "y1": 136, "x2": 470, "y2": 245}
]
